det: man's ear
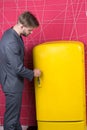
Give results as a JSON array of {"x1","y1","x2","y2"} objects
[{"x1": 20, "y1": 24, "x2": 24, "y2": 29}]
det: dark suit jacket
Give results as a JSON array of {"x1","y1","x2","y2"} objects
[{"x1": 0, "y1": 28, "x2": 34, "y2": 93}]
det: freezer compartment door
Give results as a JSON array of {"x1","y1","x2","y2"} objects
[
  {"x1": 33, "y1": 41, "x2": 86, "y2": 121},
  {"x1": 37, "y1": 121, "x2": 86, "y2": 130}
]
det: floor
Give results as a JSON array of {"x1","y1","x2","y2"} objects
[
  {"x1": 0, "y1": 126, "x2": 28, "y2": 130},
  {"x1": 0, "y1": 126, "x2": 87, "y2": 130}
]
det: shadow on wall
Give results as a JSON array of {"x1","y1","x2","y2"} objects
[{"x1": 27, "y1": 126, "x2": 37, "y2": 130}]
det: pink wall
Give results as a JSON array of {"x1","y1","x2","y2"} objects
[{"x1": 0, "y1": 0, "x2": 87, "y2": 126}]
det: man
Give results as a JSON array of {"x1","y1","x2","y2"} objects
[{"x1": 0, "y1": 11, "x2": 41, "y2": 130}]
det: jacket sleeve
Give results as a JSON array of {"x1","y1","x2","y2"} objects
[{"x1": 5, "y1": 42, "x2": 34, "y2": 81}]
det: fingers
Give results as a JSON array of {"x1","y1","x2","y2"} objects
[{"x1": 33, "y1": 69, "x2": 41, "y2": 77}]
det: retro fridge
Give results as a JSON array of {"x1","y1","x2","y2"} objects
[{"x1": 33, "y1": 41, "x2": 86, "y2": 130}]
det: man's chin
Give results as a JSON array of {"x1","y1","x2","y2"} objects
[
  {"x1": 22, "y1": 34, "x2": 27, "y2": 37},
  {"x1": 22, "y1": 34, "x2": 29, "y2": 37}
]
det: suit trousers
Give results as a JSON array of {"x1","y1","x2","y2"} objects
[{"x1": 4, "y1": 92, "x2": 23, "y2": 130}]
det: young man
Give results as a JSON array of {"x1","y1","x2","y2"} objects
[{"x1": 0, "y1": 11, "x2": 41, "y2": 130}]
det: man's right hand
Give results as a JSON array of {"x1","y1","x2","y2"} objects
[{"x1": 33, "y1": 69, "x2": 41, "y2": 77}]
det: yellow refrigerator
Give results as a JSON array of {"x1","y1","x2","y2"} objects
[{"x1": 33, "y1": 41, "x2": 86, "y2": 130}]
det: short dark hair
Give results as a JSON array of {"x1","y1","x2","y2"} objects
[{"x1": 18, "y1": 11, "x2": 39, "y2": 27}]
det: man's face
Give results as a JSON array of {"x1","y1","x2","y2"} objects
[{"x1": 22, "y1": 26, "x2": 34, "y2": 37}]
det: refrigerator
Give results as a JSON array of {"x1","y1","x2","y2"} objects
[{"x1": 33, "y1": 41, "x2": 86, "y2": 130}]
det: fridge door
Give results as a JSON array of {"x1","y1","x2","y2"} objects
[
  {"x1": 37, "y1": 121, "x2": 86, "y2": 130},
  {"x1": 33, "y1": 41, "x2": 86, "y2": 121}
]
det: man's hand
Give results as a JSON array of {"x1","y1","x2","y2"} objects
[{"x1": 33, "y1": 69, "x2": 41, "y2": 77}]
